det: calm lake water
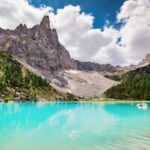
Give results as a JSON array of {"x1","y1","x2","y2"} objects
[{"x1": 0, "y1": 101, "x2": 150, "y2": 150}]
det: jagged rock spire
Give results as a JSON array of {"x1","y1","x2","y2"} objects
[
  {"x1": 40, "y1": 16, "x2": 50, "y2": 30},
  {"x1": 15, "y1": 24, "x2": 27, "y2": 33}
]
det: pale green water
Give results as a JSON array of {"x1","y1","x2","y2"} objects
[{"x1": 0, "y1": 101, "x2": 150, "y2": 150}]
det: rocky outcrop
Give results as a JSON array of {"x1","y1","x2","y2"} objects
[
  {"x1": 138, "y1": 53, "x2": 150, "y2": 66},
  {"x1": 75, "y1": 60, "x2": 116, "y2": 72},
  {"x1": 0, "y1": 16, "x2": 76, "y2": 72},
  {"x1": 135, "y1": 64, "x2": 150, "y2": 73}
]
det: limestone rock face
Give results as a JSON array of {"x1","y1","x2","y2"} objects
[
  {"x1": 40, "y1": 16, "x2": 50, "y2": 29},
  {"x1": 75, "y1": 60, "x2": 116, "y2": 72},
  {"x1": 138, "y1": 54, "x2": 150, "y2": 66},
  {"x1": 0, "y1": 16, "x2": 76, "y2": 72}
]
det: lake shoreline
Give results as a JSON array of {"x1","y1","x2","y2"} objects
[{"x1": 0, "y1": 98, "x2": 149, "y2": 103}]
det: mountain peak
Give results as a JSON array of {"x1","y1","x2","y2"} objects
[
  {"x1": 40, "y1": 16, "x2": 50, "y2": 30},
  {"x1": 138, "y1": 53, "x2": 150, "y2": 66},
  {"x1": 15, "y1": 24, "x2": 27, "y2": 33}
]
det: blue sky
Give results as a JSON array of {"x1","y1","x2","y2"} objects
[{"x1": 30, "y1": 0, "x2": 125, "y2": 28}]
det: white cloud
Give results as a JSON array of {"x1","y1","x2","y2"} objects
[
  {"x1": 93, "y1": 0, "x2": 150, "y2": 66},
  {"x1": 50, "y1": 5, "x2": 112, "y2": 61},
  {"x1": 0, "y1": 0, "x2": 52, "y2": 29},
  {"x1": 116, "y1": 0, "x2": 150, "y2": 65},
  {"x1": 0, "y1": 0, "x2": 149, "y2": 66}
]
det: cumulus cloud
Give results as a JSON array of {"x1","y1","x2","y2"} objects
[
  {"x1": 117, "y1": 0, "x2": 150, "y2": 65},
  {"x1": 50, "y1": 5, "x2": 112, "y2": 61},
  {"x1": 92, "y1": 0, "x2": 150, "y2": 65},
  {"x1": 0, "y1": 0, "x2": 52, "y2": 29},
  {"x1": 0, "y1": 0, "x2": 149, "y2": 66}
]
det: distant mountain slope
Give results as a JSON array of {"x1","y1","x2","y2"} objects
[
  {"x1": 138, "y1": 53, "x2": 150, "y2": 67},
  {"x1": 0, "y1": 52, "x2": 78, "y2": 101},
  {"x1": 74, "y1": 60, "x2": 116, "y2": 72},
  {"x1": 105, "y1": 64, "x2": 150, "y2": 100}
]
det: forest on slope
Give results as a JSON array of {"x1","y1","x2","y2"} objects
[
  {"x1": 105, "y1": 65, "x2": 150, "y2": 100},
  {"x1": 0, "y1": 52, "x2": 78, "y2": 102}
]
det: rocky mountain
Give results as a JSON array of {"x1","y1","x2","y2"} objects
[
  {"x1": 113, "y1": 53, "x2": 150, "y2": 77},
  {"x1": 138, "y1": 53, "x2": 150, "y2": 67},
  {"x1": 135, "y1": 64, "x2": 150, "y2": 73},
  {"x1": 0, "y1": 16, "x2": 76, "y2": 71},
  {"x1": 0, "y1": 16, "x2": 116, "y2": 73},
  {"x1": 0, "y1": 16, "x2": 118, "y2": 98},
  {"x1": 0, "y1": 16, "x2": 115, "y2": 72},
  {"x1": 74, "y1": 60, "x2": 116, "y2": 72}
]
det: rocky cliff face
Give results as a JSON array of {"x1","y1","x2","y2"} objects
[
  {"x1": 0, "y1": 16, "x2": 76, "y2": 72},
  {"x1": 138, "y1": 53, "x2": 150, "y2": 66},
  {"x1": 75, "y1": 60, "x2": 116, "y2": 72}
]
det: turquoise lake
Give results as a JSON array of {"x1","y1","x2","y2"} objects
[{"x1": 0, "y1": 101, "x2": 150, "y2": 150}]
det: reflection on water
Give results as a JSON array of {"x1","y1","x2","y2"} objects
[{"x1": 0, "y1": 102, "x2": 150, "y2": 150}]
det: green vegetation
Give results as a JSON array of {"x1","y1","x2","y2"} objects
[
  {"x1": 0, "y1": 52, "x2": 78, "y2": 101},
  {"x1": 104, "y1": 74, "x2": 122, "y2": 81},
  {"x1": 105, "y1": 66, "x2": 150, "y2": 100}
]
